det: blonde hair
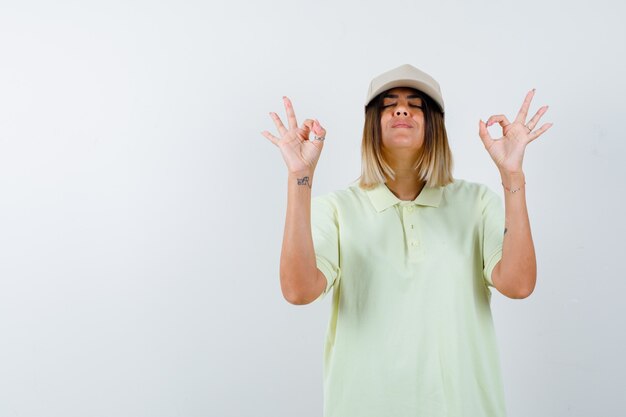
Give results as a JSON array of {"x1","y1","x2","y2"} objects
[{"x1": 358, "y1": 89, "x2": 454, "y2": 189}]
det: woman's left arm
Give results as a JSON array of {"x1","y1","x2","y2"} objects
[{"x1": 478, "y1": 89, "x2": 553, "y2": 299}]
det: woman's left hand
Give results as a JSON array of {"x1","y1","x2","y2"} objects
[{"x1": 478, "y1": 89, "x2": 553, "y2": 174}]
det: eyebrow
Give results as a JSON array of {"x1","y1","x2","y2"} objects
[{"x1": 383, "y1": 94, "x2": 421, "y2": 99}]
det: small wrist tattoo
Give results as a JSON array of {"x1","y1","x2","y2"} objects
[
  {"x1": 297, "y1": 176, "x2": 311, "y2": 188},
  {"x1": 504, "y1": 227, "x2": 508, "y2": 236}
]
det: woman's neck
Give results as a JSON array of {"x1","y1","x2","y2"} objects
[
  {"x1": 385, "y1": 167, "x2": 425, "y2": 201},
  {"x1": 383, "y1": 151, "x2": 425, "y2": 201}
]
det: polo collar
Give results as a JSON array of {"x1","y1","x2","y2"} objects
[{"x1": 366, "y1": 182, "x2": 443, "y2": 212}]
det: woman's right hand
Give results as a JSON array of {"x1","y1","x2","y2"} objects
[{"x1": 261, "y1": 96, "x2": 327, "y2": 175}]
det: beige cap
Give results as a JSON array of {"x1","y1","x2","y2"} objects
[{"x1": 365, "y1": 64, "x2": 445, "y2": 112}]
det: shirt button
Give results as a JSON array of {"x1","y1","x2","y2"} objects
[
  {"x1": 407, "y1": 206, "x2": 414, "y2": 212},
  {"x1": 410, "y1": 241, "x2": 419, "y2": 247}
]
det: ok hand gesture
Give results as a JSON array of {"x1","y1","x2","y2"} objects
[
  {"x1": 478, "y1": 89, "x2": 553, "y2": 175},
  {"x1": 261, "y1": 96, "x2": 327, "y2": 175}
]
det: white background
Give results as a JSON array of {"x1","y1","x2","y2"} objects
[{"x1": 0, "y1": 1, "x2": 624, "y2": 416}]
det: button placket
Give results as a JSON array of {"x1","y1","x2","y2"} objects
[{"x1": 401, "y1": 203, "x2": 422, "y2": 262}]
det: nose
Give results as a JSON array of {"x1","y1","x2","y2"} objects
[{"x1": 393, "y1": 102, "x2": 409, "y2": 117}]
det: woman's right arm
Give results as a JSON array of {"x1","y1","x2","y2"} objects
[
  {"x1": 261, "y1": 96, "x2": 327, "y2": 305},
  {"x1": 280, "y1": 169, "x2": 327, "y2": 304}
]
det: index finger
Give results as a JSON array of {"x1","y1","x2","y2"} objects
[
  {"x1": 283, "y1": 96, "x2": 298, "y2": 130},
  {"x1": 514, "y1": 88, "x2": 535, "y2": 124}
]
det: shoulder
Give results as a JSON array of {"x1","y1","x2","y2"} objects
[
  {"x1": 443, "y1": 178, "x2": 500, "y2": 203},
  {"x1": 312, "y1": 181, "x2": 367, "y2": 209},
  {"x1": 311, "y1": 183, "x2": 366, "y2": 228},
  {"x1": 443, "y1": 179, "x2": 502, "y2": 212}
]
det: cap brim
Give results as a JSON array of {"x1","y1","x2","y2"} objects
[{"x1": 366, "y1": 79, "x2": 444, "y2": 112}]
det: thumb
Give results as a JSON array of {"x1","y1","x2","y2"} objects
[
  {"x1": 313, "y1": 119, "x2": 326, "y2": 138},
  {"x1": 300, "y1": 119, "x2": 316, "y2": 140},
  {"x1": 478, "y1": 119, "x2": 493, "y2": 149}
]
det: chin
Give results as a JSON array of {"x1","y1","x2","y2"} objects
[{"x1": 383, "y1": 139, "x2": 422, "y2": 149}]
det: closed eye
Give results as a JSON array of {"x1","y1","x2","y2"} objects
[{"x1": 382, "y1": 103, "x2": 423, "y2": 109}]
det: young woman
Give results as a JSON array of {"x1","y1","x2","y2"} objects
[{"x1": 261, "y1": 64, "x2": 552, "y2": 417}]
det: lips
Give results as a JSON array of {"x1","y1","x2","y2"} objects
[{"x1": 392, "y1": 122, "x2": 413, "y2": 128}]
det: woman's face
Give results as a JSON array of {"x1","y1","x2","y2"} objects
[{"x1": 379, "y1": 87, "x2": 425, "y2": 157}]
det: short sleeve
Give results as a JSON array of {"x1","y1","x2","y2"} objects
[
  {"x1": 311, "y1": 195, "x2": 341, "y2": 302},
  {"x1": 481, "y1": 186, "x2": 505, "y2": 287}
]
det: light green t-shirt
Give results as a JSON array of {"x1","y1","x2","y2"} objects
[{"x1": 311, "y1": 178, "x2": 507, "y2": 417}]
